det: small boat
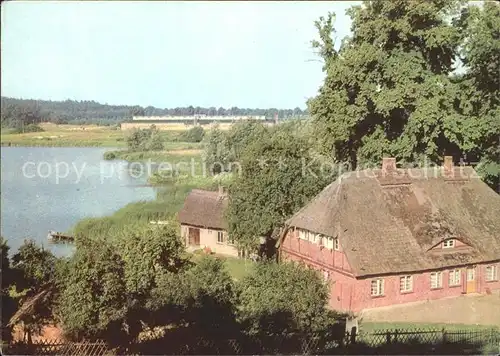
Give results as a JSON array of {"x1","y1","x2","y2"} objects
[{"x1": 47, "y1": 230, "x2": 75, "y2": 243}]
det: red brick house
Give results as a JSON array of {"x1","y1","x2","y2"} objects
[
  {"x1": 178, "y1": 187, "x2": 240, "y2": 257},
  {"x1": 277, "y1": 157, "x2": 500, "y2": 312}
]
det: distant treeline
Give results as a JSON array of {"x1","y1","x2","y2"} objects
[{"x1": 0, "y1": 96, "x2": 308, "y2": 128}]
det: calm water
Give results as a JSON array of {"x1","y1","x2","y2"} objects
[{"x1": 1, "y1": 147, "x2": 157, "y2": 256}]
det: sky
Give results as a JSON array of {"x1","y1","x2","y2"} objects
[{"x1": 1, "y1": 1, "x2": 360, "y2": 109}]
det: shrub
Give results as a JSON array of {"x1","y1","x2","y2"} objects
[
  {"x1": 103, "y1": 151, "x2": 117, "y2": 160},
  {"x1": 180, "y1": 126, "x2": 205, "y2": 143}
]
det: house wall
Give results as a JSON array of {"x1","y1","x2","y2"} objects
[
  {"x1": 280, "y1": 228, "x2": 357, "y2": 311},
  {"x1": 280, "y1": 228, "x2": 500, "y2": 312},
  {"x1": 351, "y1": 262, "x2": 500, "y2": 311},
  {"x1": 181, "y1": 224, "x2": 239, "y2": 257}
]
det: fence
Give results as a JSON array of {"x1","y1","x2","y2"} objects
[
  {"x1": 2, "y1": 328, "x2": 499, "y2": 355},
  {"x1": 2, "y1": 339, "x2": 110, "y2": 356}
]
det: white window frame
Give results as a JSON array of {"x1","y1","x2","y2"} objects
[
  {"x1": 217, "y1": 231, "x2": 224, "y2": 244},
  {"x1": 334, "y1": 238, "x2": 340, "y2": 251},
  {"x1": 324, "y1": 236, "x2": 334, "y2": 250},
  {"x1": 486, "y1": 265, "x2": 498, "y2": 281},
  {"x1": 449, "y1": 269, "x2": 461, "y2": 286},
  {"x1": 430, "y1": 271, "x2": 443, "y2": 289},
  {"x1": 399, "y1": 275, "x2": 413, "y2": 293},
  {"x1": 442, "y1": 239, "x2": 455, "y2": 248},
  {"x1": 371, "y1": 279, "x2": 384, "y2": 297}
]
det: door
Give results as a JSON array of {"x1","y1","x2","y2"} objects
[
  {"x1": 466, "y1": 266, "x2": 476, "y2": 293},
  {"x1": 188, "y1": 227, "x2": 200, "y2": 246}
]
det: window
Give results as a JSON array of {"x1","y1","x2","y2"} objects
[
  {"x1": 334, "y1": 238, "x2": 340, "y2": 251},
  {"x1": 371, "y1": 279, "x2": 384, "y2": 296},
  {"x1": 486, "y1": 265, "x2": 498, "y2": 281},
  {"x1": 449, "y1": 269, "x2": 461, "y2": 286},
  {"x1": 400, "y1": 275, "x2": 413, "y2": 293},
  {"x1": 322, "y1": 270, "x2": 329, "y2": 282},
  {"x1": 228, "y1": 235, "x2": 235, "y2": 245},
  {"x1": 324, "y1": 236, "x2": 334, "y2": 250},
  {"x1": 430, "y1": 271, "x2": 443, "y2": 289},
  {"x1": 217, "y1": 231, "x2": 224, "y2": 243},
  {"x1": 442, "y1": 239, "x2": 455, "y2": 248}
]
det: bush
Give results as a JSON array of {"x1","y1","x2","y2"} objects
[
  {"x1": 180, "y1": 126, "x2": 205, "y2": 143},
  {"x1": 126, "y1": 126, "x2": 164, "y2": 151},
  {"x1": 103, "y1": 151, "x2": 117, "y2": 160}
]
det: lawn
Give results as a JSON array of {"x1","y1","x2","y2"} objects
[{"x1": 190, "y1": 252, "x2": 255, "y2": 281}]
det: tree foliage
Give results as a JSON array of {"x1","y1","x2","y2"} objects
[
  {"x1": 179, "y1": 126, "x2": 205, "y2": 143},
  {"x1": 1, "y1": 237, "x2": 16, "y2": 343},
  {"x1": 1, "y1": 96, "x2": 307, "y2": 128},
  {"x1": 226, "y1": 122, "x2": 331, "y2": 250},
  {"x1": 125, "y1": 125, "x2": 164, "y2": 151},
  {"x1": 202, "y1": 125, "x2": 232, "y2": 174},
  {"x1": 238, "y1": 261, "x2": 331, "y2": 335},
  {"x1": 308, "y1": 0, "x2": 499, "y2": 191},
  {"x1": 57, "y1": 224, "x2": 189, "y2": 343}
]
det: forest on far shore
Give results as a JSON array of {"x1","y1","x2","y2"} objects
[{"x1": 0, "y1": 96, "x2": 307, "y2": 128}]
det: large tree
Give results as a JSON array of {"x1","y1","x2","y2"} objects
[
  {"x1": 308, "y1": 0, "x2": 498, "y2": 175},
  {"x1": 226, "y1": 122, "x2": 331, "y2": 251},
  {"x1": 455, "y1": 2, "x2": 500, "y2": 190}
]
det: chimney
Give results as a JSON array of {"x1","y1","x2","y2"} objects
[
  {"x1": 382, "y1": 157, "x2": 397, "y2": 172},
  {"x1": 443, "y1": 156, "x2": 453, "y2": 172}
]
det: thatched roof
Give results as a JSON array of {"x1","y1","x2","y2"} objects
[
  {"x1": 284, "y1": 166, "x2": 500, "y2": 277},
  {"x1": 178, "y1": 189, "x2": 228, "y2": 230}
]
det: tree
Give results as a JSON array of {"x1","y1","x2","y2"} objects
[
  {"x1": 8, "y1": 240, "x2": 58, "y2": 342},
  {"x1": 180, "y1": 126, "x2": 205, "y2": 143},
  {"x1": 151, "y1": 256, "x2": 237, "y2": 334},
  {"x1": 309, "y1": 0, "x2": 475, "y2": 169},
  {"x1": 225, "y1": 120, "x2": 268, "y2": 163},
  {"x1": 58, "y1": 224, "x2": 189, "y2": 343},
  {"x1": 126, "y1": 126, "x2": 164, "y2": 151},
  {"x1": 226, "y1": 123, "x2": 331, "y2": 251},
  {"x1": 238, "y1": 261, "x2": 331, "y2": 335},
  {"x1": 202, "y1": 125, "x2": 231, "y2": 174},
  {"x1": 1, "y1": 237, "x2": 16, "y2": 343},
  {"x1": 455, "y1": 2, "x2": 500, "y2": 191},
  {"x1": 57, "y1": 238, "x2": 127, "y2": 342}
]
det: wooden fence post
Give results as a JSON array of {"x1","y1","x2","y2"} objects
[
  {"x1": 386, "y1": 331, "x2": 391, "y2": 345},
  {"x1": 442, "y1": 328, "x2": 447, "y2": 344},
  {"x1": 394, "y1": 329, "x2": 399, "y2": 344}
]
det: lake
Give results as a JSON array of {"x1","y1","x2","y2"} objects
[{"x1": 1, "y1": 147, "x2": 157, "y2": 256}]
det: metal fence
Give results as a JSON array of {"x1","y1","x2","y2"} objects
[{"x1": 3, "y1": 327, "x2": 499, "y2": 355}]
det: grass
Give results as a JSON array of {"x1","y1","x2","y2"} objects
[
  {"x1": 1, "y1": 123, "x2": 126, "y2": 147},
  {"x1": 1, "y1": 123, "x2": 204, "y2": 150},
  {"x1": 190, "y1": 252, "x2": 255, "y2": 281},
  {"x1": 70, "y1": 172, "x2": 222, "y2": 239}
]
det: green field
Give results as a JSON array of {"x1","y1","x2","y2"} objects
[{"x1": 0, "y1": 123, "x2": 204, "y2": 150}]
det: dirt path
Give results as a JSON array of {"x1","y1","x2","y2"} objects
[{"x1": 361, "y1": 293, "x2": 500, "y2": 326}]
